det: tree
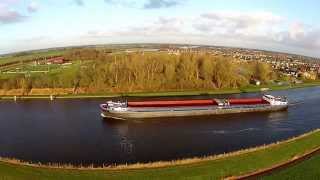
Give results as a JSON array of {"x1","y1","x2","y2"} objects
[
  {"x1": 255, "y1": 62, "x2": 272, "y2": 83},
  {"x1": 0, "y1": 50, "x2": 276, "y2": 94}
]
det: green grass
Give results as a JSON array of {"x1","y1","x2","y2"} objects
[
  {"x1": 0, "y1": 130, "x2": 319, "y2": 180},
  {"x1": 21, "y1": 64, "x2": 61, "y2": 72},
  {"x1": 263, "y1": 153, "x2": 320, "y2": 180},
  {"x1": 240, "y1": 81, "x2": 320, "y2": 92},
  {"x1": 0, "y1": 50, "x2": 64, "y2": 66},
  {"x1": 0, "y1": 60, "x2": 84, "y2": 82},
  {"x1": 0, "y1": 73, "x2": 21, "y2": 80}
]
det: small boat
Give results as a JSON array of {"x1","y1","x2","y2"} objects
[{"x1": 100, "y1": 95, "x2": 288, "y2": 120}]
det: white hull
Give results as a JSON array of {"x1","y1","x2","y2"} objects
[{"x1": 101, "y1": 105, "x2": 288, "y2": 120}]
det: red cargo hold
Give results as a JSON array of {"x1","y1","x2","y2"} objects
[
  {"x1": 228, "y1": 98, "x2": 269, "y2": 105},
  {"x1": 128, "y1": 100, "x2": 218, "y2": 107}
]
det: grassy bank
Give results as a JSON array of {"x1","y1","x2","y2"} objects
[
  {"x1": 0, "y1": 129, "x2": 319, "y2": 179},
  {"x1": 263, "y1": 152, "x2": 320, "y2": 179},
  {"x1": 240, "y1": 81, "x2": 320, "y2": 93},
  {"x1": 1, "y1": 81, "x2": 320, "y2": 100}
]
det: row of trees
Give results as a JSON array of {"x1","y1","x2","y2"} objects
[{"x1": 0, "y1": 50, "x2": 275, "y2": 93}]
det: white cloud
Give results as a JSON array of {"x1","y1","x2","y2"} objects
[
  {"x1": 274, "y1": 23, "x2": 320, "y2": 50},
  {"x1": 0, "y1": 0, "x2": 30, "y2": 24},
  {"x1": 28, "y1": 1, "x2": 39, "y2": 13},
  {"x1": 143, "y1": 0, "x2": 182, "y2": 9},
  {"x1": 85, "y1": 16, "x2": 188, "y2": 38},
  {"x1": 74, "y1": 0, "x2": 84, "y2": 6},
  {"x1": 0, "y1": 0, "x2": 20, "y2": 5},
  {"x1": 82, "y1": 11, "x2": 320, "y2": 57},
  {"x1": 194, "y1": 11, "x2": 284, "y2": 36},
  {"x1": 288, "y1": 22, "x2": 306, "y2": 40},
  {"x1": 0, "y1": 4, "x2": 25, "y2": 24},
  {"x1": 103, "y1": 0, "x2": 184, "y2": 9},
  {"x1": 191, "y1": 11, "x2": 320, "y2": 54},
  {"x1": 103, "y1": 0, "x2": 137, "y2": 8}
]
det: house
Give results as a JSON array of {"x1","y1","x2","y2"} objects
[{"x1": 47, "y1": 57, "x2": 65, "y2": 64}]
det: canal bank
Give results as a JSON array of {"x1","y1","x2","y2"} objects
[
  {"x1": 0, "y1": 129, "x2": 319, "y2": 179},
  {"x1": 1, "y1": 81, "x2": 320, "y2": 100}
]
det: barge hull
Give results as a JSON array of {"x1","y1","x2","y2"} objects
[{"x1": 102, "y1": 105, "x2": 288, "y2": 120}]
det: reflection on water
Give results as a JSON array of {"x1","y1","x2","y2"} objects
[
  {"x1": 208, "y1": 128, "x2": 260, "y2": 135},
  {"x1": 120, "y1": 137, "x2": 134, "y2": 155},
  {"x1": 0, "y1": 86, "x2": 320, "y2": 166},
  {"x1": 267, "y1": 111, "x2": 289, "y2": 122},
  {"x1": 102, "y1": 119, "x2": 135, "y2": 160}
]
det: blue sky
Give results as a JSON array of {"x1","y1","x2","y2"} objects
[{"x1": 1, "y1": 0, "x2": 320, "y2": 57}]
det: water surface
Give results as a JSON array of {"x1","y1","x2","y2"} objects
[{"x1": 0, "y1": 87, "x2": 320, "y2": 166}]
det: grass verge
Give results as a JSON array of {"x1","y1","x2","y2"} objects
[
  {"x1": 0, "y1": 129, "x2": 319, "y2": 179},
  {"x1": 262, "y1": 152, "x2": 320, "y2": 180}
]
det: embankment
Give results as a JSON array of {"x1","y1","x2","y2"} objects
[{"x1": 0, "y1": 82, "x2": 320, "y2": 99}]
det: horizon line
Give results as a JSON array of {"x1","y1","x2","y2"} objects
[{"x1": 1, "y1": 43, "x2": 320, "y2": 59}]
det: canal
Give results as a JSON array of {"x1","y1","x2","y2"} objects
[{"x1": 0, "y1": 87, "x2": 320, "y2": 166}]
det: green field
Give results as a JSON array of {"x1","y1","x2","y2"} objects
[
  {"x1": 263, "y1": 153, "x2": 320, "y2": 179},
  {"x1": 0, "y1": 130, "x2": 319, "y2": 179},
  {"x1": 0, "y1": 60, "x2": 87, "y2": 82},
  {"x1": 0, "y1": 50, "x2": 64, "y2": 65}
]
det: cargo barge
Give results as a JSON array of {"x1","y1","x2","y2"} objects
[{"x1": 100, "y1": 95, "x2": 288, "y2": 120}]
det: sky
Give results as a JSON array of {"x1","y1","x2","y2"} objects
[{"x1": 0, "y1": 0, "x2": 320, "y2": 57}]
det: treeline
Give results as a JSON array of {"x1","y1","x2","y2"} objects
[
  {"x1": 64, "y1": 48, "x2": 102, "y2": 61},
  {"x1": 0, "y1": 50, "x2": 275, "y2": 94}
]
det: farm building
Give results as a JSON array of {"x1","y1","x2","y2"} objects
[{"x1": 47, "y1": 57, "x2": 65, "y2": 64}]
